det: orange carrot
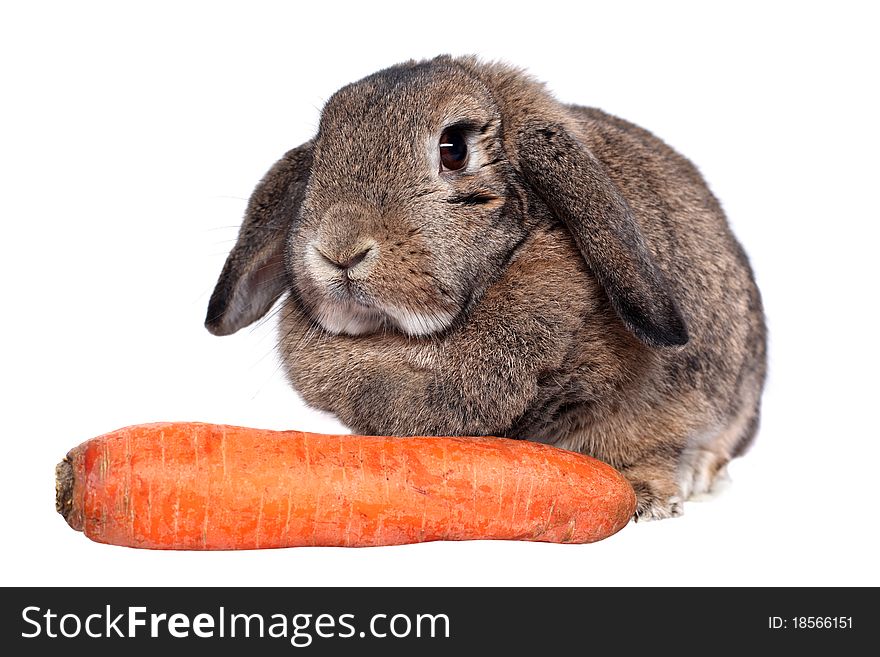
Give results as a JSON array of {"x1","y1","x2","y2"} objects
[{"x1": 56, "y1": 422, "x2": 635, "y2": 549}]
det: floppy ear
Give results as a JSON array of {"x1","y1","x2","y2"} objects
[
  {"x1": 517, "y1": 123, "x2": 688, "y2": 347},
  {"x1": 205, "y1": 142, "x2": 313, "y2": 336}
]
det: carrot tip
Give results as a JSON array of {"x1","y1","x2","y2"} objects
[{"x1": 55, "y1": 456, "x2": 79, "y2": 531}]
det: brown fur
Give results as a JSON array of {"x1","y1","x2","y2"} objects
[{"x1": 206, "y1": 56, "x2": 767, "y2": 520}]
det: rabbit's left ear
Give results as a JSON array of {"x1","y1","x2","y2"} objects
[
  {"x1": 205, "y1": 142, "x2": 313, "y2": 336},
  {"x1": 518, "y1": 122, "x2": 689, "y2": 347}
]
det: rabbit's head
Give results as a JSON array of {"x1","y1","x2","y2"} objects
[{"x1": 207, "y1": 56, "x2": 687, "y2": 347}]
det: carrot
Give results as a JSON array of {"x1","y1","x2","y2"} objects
[{"x1": 55, "y1": 422, "x2": 635, "y2": 549}]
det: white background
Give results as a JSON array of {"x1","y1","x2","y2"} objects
[{"x1": 2, "y1": 1, "x2": 878, "y2": 586}]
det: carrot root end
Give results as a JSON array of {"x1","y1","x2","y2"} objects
[{"x1": 55, "y1": 456, "x2": 80, "y2": 531}]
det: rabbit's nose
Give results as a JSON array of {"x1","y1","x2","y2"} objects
[{"x1": 315, "y1": 244, "x2": 374, "y2": 272}]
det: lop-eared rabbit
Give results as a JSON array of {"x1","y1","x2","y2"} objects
[{"x1": 207, "y1": 56, "x2": 767, "y2": 520}]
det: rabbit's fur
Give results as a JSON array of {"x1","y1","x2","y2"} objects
[{"x1": 207, "y1": 56, "x2": 766, "y2": 520}]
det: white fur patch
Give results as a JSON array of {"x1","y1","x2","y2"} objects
[
  {"x1": 315, "y1": 301, "x2": 384, "y2": 336},
  {"x1": 383, "y1": 304, "x2": 455, "y2": 337},
  {"x1": 689, "y1": 466, "x2": 731, "y2": 502},
  {"x1": 678, "y1": 401, "x2": 754, "y2": 501},
  {"x1": 313, "y1": 301, "x2": 453, "y2": 338},
  {"x1": 678, "y1": 441, "x2": 733, "y2": 501}
]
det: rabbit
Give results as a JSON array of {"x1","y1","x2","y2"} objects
[{"x1": 205, "y1": 55, "x2": 767, "y2": 521}]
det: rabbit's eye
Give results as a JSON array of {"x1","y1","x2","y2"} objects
[{"x1": 439, "y1": 129, "x2": 468, "y2": 171}]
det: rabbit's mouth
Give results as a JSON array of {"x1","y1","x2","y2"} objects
[{"x1": 302, "y1": 239, "x2": 460, "y2": 337}]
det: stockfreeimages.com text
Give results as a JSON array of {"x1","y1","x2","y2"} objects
[{"x1": 21, "y1": 605, "x2": 450, "y2": 646}]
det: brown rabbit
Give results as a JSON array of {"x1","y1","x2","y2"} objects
[{"x1": 206, "y1": 55, "x2": 766, "y2": 520}]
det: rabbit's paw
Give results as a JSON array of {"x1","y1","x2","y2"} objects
[{"x1": 627, "y1": 476, "x2": 684, "y2": 522}]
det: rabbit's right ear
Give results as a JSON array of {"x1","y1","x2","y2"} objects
[
  {"x1": 205, "y1": 142, "x2": 313, "y2": 336},
  {"x1": 516, "y1": 122, "x2": 688, "y2": 347}
]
